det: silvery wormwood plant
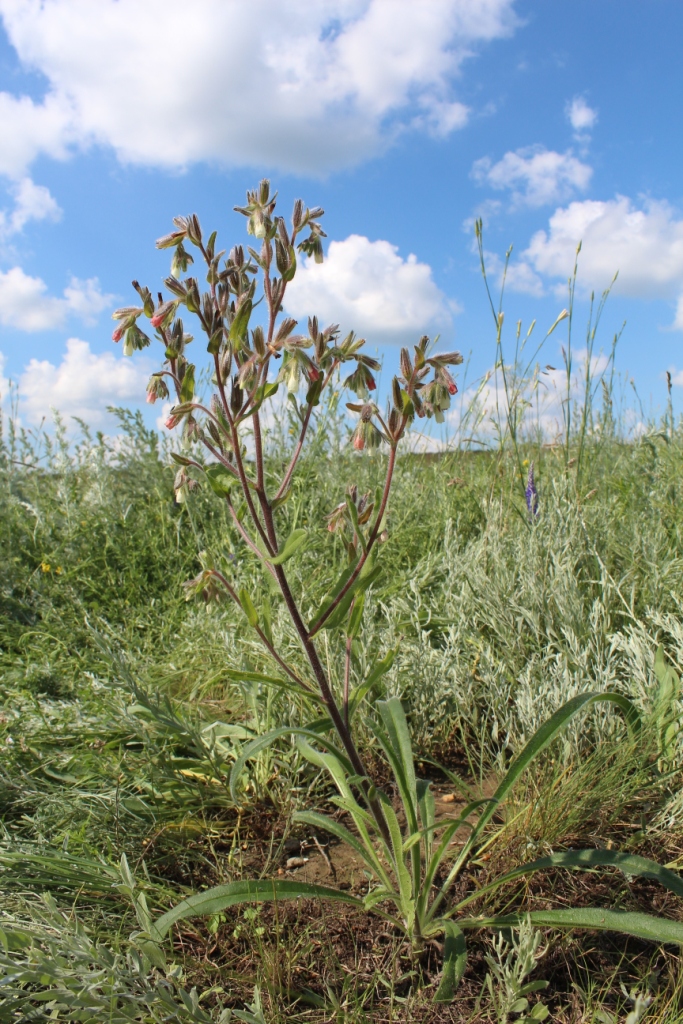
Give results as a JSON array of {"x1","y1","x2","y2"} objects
[{"x1": 113, "y1": 181, "x2": 683, "y2": 1001}]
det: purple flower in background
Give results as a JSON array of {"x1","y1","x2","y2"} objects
[{"x1": 525, "y1": 461, "x2": 539, "y2": 518}]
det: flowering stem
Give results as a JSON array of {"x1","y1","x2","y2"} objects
[
  {"x1": 208, "y1": 570, "x2": 311, "y2": 692},
  {"x1": 308, "y1": 440, "x2": 400, "y2": 637},
  {"x1": 213, "y1": 353, "x2": 275, "y2": 556}
]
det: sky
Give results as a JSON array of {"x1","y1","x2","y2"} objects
[{"x1": 0, "y1": 0, "x2": 682, "y2": 441}]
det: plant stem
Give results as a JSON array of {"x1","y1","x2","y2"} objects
[{"x1": 308, "y1": 443, "x2": 399, "y2": 636}]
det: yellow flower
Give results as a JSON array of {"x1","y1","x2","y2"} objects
[
  {"x1": 40, "y1": 562, "x2": 51, "y2": 573},
  {"x1": 522, "y1": 459, "x2": 529, "y2": 467},
  {"x1": 55, "y1": 566, "x2": 63, "y2": 575}
]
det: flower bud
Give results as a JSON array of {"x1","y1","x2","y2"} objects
[
  {"x1": 151, "y1": 300, "x2": 177, "y2": 329},
  {"x1": 400, "y1": 348, "x2": 412, "y2": 381},
  {"x1": 146, "y1": 375, "x2": 169, "y2": 404},
  {"x1": 112, "y1": 326, "x2": 124, "y2": 343}
]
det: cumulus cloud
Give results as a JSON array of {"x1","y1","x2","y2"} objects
[
  {"x1": 449, "y1": 349, "x2": 612, "y2": 443},
  {"x1": 17, "y1": 337, "x2": 150, "y2": 424},
  {"x1": 0, "y1": 267, "x2": 113, "y2": 330},
  {"x1": 494, "y1": 195, "x2": 683, "y2": 330},
  {"x1": 0, "y1": 90, "x2": 75, "y2": 178},
  {"x1": 284, "y1": 234, "x2": 455, "y2": 343},
  {"x1": 471, "y1": 145, "x2": 592, "y2": 207},
  {"x1": 0, "y1": 177, "x2": 61, "y2": 238},
  {"x1": 566, "y1": 96, "x2": 598, "y2": 136},
  {"x1": 522, "y1": 196, "x2": 683, "y2": 302},
  {"x1": 0, "y1": 0, "x2": 518, "y2": 176}
]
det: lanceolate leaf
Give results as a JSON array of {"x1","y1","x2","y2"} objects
[
  {"x1": 229, "y1": 726, "x2": 353, "y2": 802},
  {"x1": 205, "y1": 463, "x2": 235, "y2": 496},
  {"x1": 431, "y1": 692, "x2": 642, "y2": 915},
  {"x1": 434, "y1": 921, "x2": 467, "y2": 1002},
  {"x1": 257, "y1": 528, "x2": 307, "y2": 565},
  {"x1": 459, "y1": 907, "x2": 683, "y2": 946},
  {"x1": 229, "y1": 297, "x2": 252, "y2": 344},
  {"x1": 294, "y1": 810, "x2": 386, "y2": 879},
  {"x1": 222, "y1": 668, "x2": 323, "y2": 705},
  {"x1": 309, "y1": 553, "x2": 381, "y2": 635},
  {"x1": 152, "y1": 880, "x2": 362, "y2": 941},
  {"x1": 179, "y1": 363, "x2": 195, "y2": 403},
  {"x1": 455, "y1": 848, "x2": 683, "y2": 912},
  {"x1": 239, "y1": 589, "x2": 259, "y2": 628},
  {"x1": 473, "y1": 692, "x2": 640, "y2": 841}
]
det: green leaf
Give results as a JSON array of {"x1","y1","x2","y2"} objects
[
  {"x1": 261, "y1": 596, "x2": 273, "y2": 645},
  {"x1": 257, "y1": 528, "x2": 307, "y2": 566},
  {"x1": 230, "y1": 298, "x2": 252, "y2": 344},
  {"x1": 294, "y1": 810, "x2": 386, "y2": 878},
  {"x1": 434, "y1": 921, "x2": 467, "y2": 1001},
  {"x1": 378, "y1": 792, "x2": 414, "y2": 926},
  {"x1": 308, "y1": 561, "x2": 357, "y2": 631},
  {"x1": 459, "y1": 907, "x2": 683, "y2": 945},
  {"x1": 432, "y1": 692, "x2": 641, "y2": 918},
  {"x1": 152, "y1": 880, "x2": 362, "y2": 941},
  {"x1": 229, "y1": 726, "x2": 353, "y2": 802},
  {"x1": 207, "y1": 327, "x2": 223, "y2": 354},
  {"x1": 205, "y1": 463, "x2": 235, "y2": 496},
  {"x1": 237, "y1": 380, "x2": 279, "y2": 423},
  {"x1": 180, "y1": 363, "x2": 195, "y2": 403},
  {"x1": 222, "y1": 668, "x2": 323, "y2": 705},
  {"x1": 460, "y1": 848, "x2": 683, "y2": 911},
  {"x1": 378, "y1": 698, "x2": 417, "y2": 817},
  {"x1": 317, "y1": 563, "x2": 382, "y2": 633},
  {"x1": 239, "y1": 589, "x2": 259, "y2": 628},
  {"x1": 170, "y1": 452, "x2": 194, "y2": 466},
  {"x1": 473, "y1": 692, "x2": 640, "y2": 842},
  {"x1": 347, "y1": 593, "x2": 365, "y2": 638}
]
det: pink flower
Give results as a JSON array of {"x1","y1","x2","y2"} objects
[
  {"x1": 146, "y1": 390, "x2": 157, "y2": 404},
  {"x1": 353, "y1": 434, "x2": 365, "y2": 451},
  {"x1": 112, "y1": 326, "x2": 124, "y2": 342},
  {"x1": 367, "y1": 374, "x2": 376, "y2": 391},
  {"x1": 447, "y1": 381, "x2": 458, "y2": 396},
  {"x1": 165, "y1": 412, "x2": 181, "y2": 430},
  {"x1": 150, "y1": 313, "x2": 165, "y2": 328},
  {"x1": 307, "y1": 366, "x2": 321, "y2": 382}
]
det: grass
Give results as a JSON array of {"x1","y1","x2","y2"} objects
[{"x1": 2, "y1": 392, "x2": 683, "y2": 1022}]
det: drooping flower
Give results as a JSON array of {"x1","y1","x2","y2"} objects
[{"x1": 165, "y1": 410, "x2": 183, "y2": 430}]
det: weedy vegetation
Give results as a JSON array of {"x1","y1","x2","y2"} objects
[{"x1": 2, "y1": 182, "x2": 683, "y2": 1022}]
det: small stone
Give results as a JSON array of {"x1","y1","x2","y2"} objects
[
  {"x1": 286, "y1": 856, "x2": 308, "y2": 869},
  {"x1": 441, "y1": 793, "x2": 456, "y2": 803}
]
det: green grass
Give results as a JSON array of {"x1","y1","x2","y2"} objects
[{"x1": 2, "y1": 400, "x2": 683, "y2": 1021}]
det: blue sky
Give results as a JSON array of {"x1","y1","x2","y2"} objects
[{"x1": 0, "y1": 0, "x2": 682, "y2": 439}]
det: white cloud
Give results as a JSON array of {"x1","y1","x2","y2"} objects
[
  {"x1": 471, "y1": 145, "x2": 592, "y2": 207},
  {"x1": 0, "y1": 0, "x2": 518, "y2": 176},
  {"x1": 0, "y1": 267, "x2": 113, "y2": 330},
  {"x1": 17, "y1": 337, "x2": 150, "y2": 424},
  {"x1": 674, "y1": 297, "x2": 683, "y2": 332},
  {"x1": 566, "y1": 96, "x2": 598, "y2": 135},
  {"x1": 0, "y1": 349, "x2": 9, "y2": 399},
  {"x1": 284, "y1": 234, "x2": 454, "y2": 343},
  {"x1": 0, "y1": 177, "x2": 61, "y2": 238},
  {"x1": 0, "y1": 90, "x2": 75, "y2": 178},
  {"x1": 522, "y1": 196, "x2": 683, "y2": 304},
  {"x1": 449, "y1": 348, "x2": 612, "y2": 443}
]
